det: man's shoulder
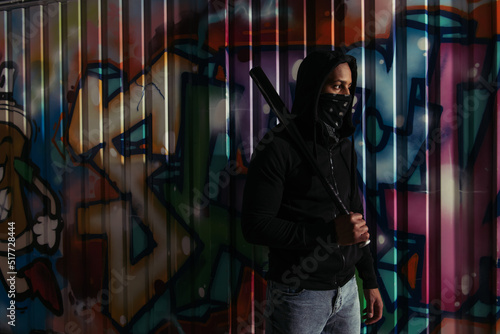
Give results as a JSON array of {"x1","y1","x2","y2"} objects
[
  {"x1": 256, "y1": 123, "x2": 293, "y2": 148},
  {"x1": 249, "y1": 124, "x2": 295, "y2": 167}
]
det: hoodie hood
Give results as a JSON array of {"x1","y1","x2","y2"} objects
[{"x1": 291, "y1": 50, "x2": 357, "y2": 140}]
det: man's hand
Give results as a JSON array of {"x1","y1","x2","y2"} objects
[
  {"x1": 363, "y1": 288, "x2": 383, "y2": 325},
  {"x1": 334, "y1": 212, "x2": 369, "y2": 245}
]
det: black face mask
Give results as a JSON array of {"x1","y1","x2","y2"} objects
[{"x1": 317, "y1": 93, "x2": 351, "y2": 132}]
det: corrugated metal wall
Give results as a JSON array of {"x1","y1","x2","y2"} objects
[{"x1": 0, "y1": 0, "x2": 498, "y2": 333}]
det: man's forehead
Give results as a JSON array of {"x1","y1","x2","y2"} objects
[{"x1": 325, "y1": 63, "x2": 352, "y2": 81}]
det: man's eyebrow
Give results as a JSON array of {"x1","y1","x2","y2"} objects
[{"x1": 326, "y1": 79, "x2": 350, "y2": 84}]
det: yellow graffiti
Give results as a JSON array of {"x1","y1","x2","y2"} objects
[{"x1": 68, "y1": 53, "x2": 196, "y2": 326}]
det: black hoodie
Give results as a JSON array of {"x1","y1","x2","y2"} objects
[{"x1": 242, "y1": 50, "x2": 378, "y2": 290}]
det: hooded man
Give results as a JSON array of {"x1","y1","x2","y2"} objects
[{"x1": 241, "y1": 50, "x2": 383, "y2": 333}]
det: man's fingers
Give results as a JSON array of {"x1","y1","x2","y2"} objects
[
  {"x1": 354, "y1": 224, "x2": 369, "y2": 243},
  {"x1": 359, "y1": 224, "x2": 369, "y2": 233},
  {"x1": 364, "y1": 309, "x2": 382, "y2": 324},
  {"x1": 363, "y1": 299, "x2": 383, "y2": 325},
  {"x1": 360, "y1": 232, "x2": 370, "y2": 242},
  {"x1": 363, "y1": 306, "x2": 374, "y2": 321},
  {"x1": 350, "y1": 212, "x2": 364, "y2": 221}
]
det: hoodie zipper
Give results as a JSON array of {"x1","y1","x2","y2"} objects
[
  {"x1": 328, "y1": 145, "x2": 341, "y2": 202},
  {"x1": 329, "y1": 143, "x2": 346, "y2": 272}
]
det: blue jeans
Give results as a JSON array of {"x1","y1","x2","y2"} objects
[{"x1": 265, "y1": 276, "x2": 360, "y2": 334}]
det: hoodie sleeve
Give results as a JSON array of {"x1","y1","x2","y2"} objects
[
  {"x1": 356, "y1": 247, "x2": 379, "y2": 289},
  {"x1": 349, "y1": 150, "x2": 379, "y2": 289},
  {"x1": 241, "y1": 134, "x2": 333, "y2": 249}
]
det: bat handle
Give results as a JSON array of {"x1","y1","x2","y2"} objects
[{"x1": 359, "y1": 239, "x2": 370, "y2": 248}]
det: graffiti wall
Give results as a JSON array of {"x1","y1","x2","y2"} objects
[{"x1": 0, "y1": 0, "x2": 498, "y2": 333}]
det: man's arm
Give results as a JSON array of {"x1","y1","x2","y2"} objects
[
  {"x1": 241, "y1": 135, "x2": 332, "y2": 249},
  {"x1": 363, "y1": 288, "x2": 383, "y2": 325}
]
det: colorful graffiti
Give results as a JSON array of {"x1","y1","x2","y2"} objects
[{"x1": 0, "y1": 0, "x2": 498, "y2": 333}]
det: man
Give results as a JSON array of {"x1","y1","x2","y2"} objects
[{"x1": 241, "y1": 50, "x2": 383, "y2": 333}]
